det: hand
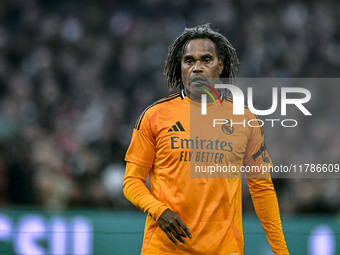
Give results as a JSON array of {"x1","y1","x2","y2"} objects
[{"x1": 157, "y1": 209, "x2": 192, "y2": 245}]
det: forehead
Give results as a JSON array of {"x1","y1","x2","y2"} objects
[{"x1": 182, "y1": 38, "x2": 218, "y2": 58}]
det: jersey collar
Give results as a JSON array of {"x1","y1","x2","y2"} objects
[
  {"x1": 180, "y1": 89, "x2": 227, "y2": 102},
  {"x1": 180, "y1": 89, "x2": 186, "y2": 99}
]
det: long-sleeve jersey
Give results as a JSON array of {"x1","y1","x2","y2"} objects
[{"x1": 124, "y1": 91, "x2": 289, "y2": 254}]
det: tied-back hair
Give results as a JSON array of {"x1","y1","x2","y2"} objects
[{"x1": 164, "y1": 23, "x2": 239, "y2": 91}]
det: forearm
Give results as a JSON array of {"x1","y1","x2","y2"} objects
[
  {"x1": 123, "y1": 163, "x2": 168, "y2": 221},
  {"x1": 248, "y1": 178, "x2": 289, "y2": 255}
]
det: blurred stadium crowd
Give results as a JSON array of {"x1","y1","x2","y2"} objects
[{"x1": 0, "y1": 0, "x2": 339, "y2": 214}]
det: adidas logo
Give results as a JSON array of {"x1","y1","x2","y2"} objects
[{"x1": 168, "y1": 121, "x2": 185, "y2": 132}]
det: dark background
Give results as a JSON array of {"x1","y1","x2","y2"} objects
[{"x1": 0, "y1": 0, "x2": 339, "y2": 216}]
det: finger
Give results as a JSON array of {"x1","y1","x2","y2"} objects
[
  {"x1": 165, "y1": 230, "x2": 178, "y2": 245},
  {"x1": 172, "y1": 221, "x2": 186, "y2": 238},
  {"x1": 176, "y1": 218, "x2": 192, "y2": 239},
  {"x1": 169, "y1": 225, "x2": 186, "y2": 244}
]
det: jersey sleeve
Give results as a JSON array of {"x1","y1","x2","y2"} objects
[
  {"x1": 247, "y1": 177, "x2": 289, "y2": 254},
  {"x1": 243, "y1": 113, "x2": 272, "y2": 173},
  {"x1": 124, "y1": 109, "x2": 169, "y2": 221},
  {"x1": 123, "y1": 162, "x2": 168, "y2": 221},
  {"x1": 244, "y1": 113, "x2": 289, "y2": 254},
  {"x1": 125, "y1": 110, "x2": 156, "y2": 168}
]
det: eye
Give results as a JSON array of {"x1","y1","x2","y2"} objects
[
  {"x1": 203, "y1": 58, "x2": 211, "y2": 63},
  {"x1": 186, "y1": 59, "x2": 193, "y2": 64}
]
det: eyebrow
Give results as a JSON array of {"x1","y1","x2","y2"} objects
[{"x1": 183, "y1": 53, "x2": 214, "y2": 60}]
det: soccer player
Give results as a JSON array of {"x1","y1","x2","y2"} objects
[{"x1": 123, "y1": 24, "x2": 289, "y2": 254}]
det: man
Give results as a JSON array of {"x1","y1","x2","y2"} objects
[{"x1": 123, "y1": 24, "x2": 289, "y2": 254}]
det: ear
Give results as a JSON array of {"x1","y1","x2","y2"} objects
[{"x1": 219, "y1": 59, "x2": 224, "y2": 75}]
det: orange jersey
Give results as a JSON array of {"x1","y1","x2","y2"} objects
[{"x1": 124, "y1": 91, "x2": 289, "y2": 254}]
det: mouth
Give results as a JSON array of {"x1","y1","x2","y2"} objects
[{"x1": 191, "y1": 77, "x2": 206, "y2": 84}]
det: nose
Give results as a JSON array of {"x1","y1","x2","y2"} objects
[{"x1": 193, "y1": 61, "x2": 203, "y2": 72}]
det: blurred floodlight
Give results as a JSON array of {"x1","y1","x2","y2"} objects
[{"x1": 308, "y1": 225, "x2": 336, "y2": 255}]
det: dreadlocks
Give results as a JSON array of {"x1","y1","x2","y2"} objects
[{"x1": 164, "y1": 23, "x2": 239, "y2": 91}]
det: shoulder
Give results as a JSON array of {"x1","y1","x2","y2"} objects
[
  {"x1": 224, "y1": 95, "x2": 259, "y2": 118},
  {"x1": 244, "y1": 106, "x2": 264, "y2": 137},
  {"x1": 225, "y1": 95, "x2": 264, "y2": 137},
  {"x1": 134, "y1": 92, "x2": 183, "y2": 131},
  {"x1": 224, "y1": 95, "x2": 253, "y2": 114}
]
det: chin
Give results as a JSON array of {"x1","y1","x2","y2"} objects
[{"x1": 188, "y1": 84, "x2": 200, "y2": 91}]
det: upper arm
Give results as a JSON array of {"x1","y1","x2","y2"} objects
[
  {"x1": 125, "y1": 109, "x2": 156, "y2": 169},
  {"x1": 244, "y1": 113, "x2": 272, "y2": 178}
]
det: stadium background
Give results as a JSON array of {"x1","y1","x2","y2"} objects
[{"x1": 0, "y1": 0, "x2": 339, "y2": 254}]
